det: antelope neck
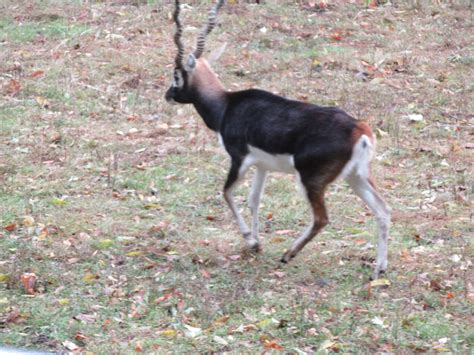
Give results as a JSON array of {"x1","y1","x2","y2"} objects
[{"x1": 192, "y1": 59, "x2": 227, "y2": 131}]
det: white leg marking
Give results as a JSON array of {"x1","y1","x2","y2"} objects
[
  {"x1": 347, "y1": 174, "x2": 391, "y2": 279},
  {"x1": 224, "y1": 157, "x2": 258, "y2": 249},
  {"x1": 248, "y1": 167, "x2": 267, "y2": 244}
]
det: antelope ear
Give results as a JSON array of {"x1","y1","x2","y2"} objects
[
  {"x1": 208, "y1": 43, "x2": 227, "y2": 65},
  {"x1": 185, "y1": 54, "x2": 196, "y2": 72}
]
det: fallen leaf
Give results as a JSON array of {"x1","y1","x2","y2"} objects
[
  {"x1": 273, "y1": 271, "x2": 286, "y2": 279},
  {"x1": 135, "y1": 341, "x2": 143, "y2": 352},
  {"x1": 126, "y1": 251, "x2": 143, "y2": 257},
  {"x1": 5, "y1": 309, "x2": 22, "y2": 324},
  {"x1": 228, "y1": 255, "x2": 241, "y2": 261},
  {"x1": 183, "y1": 324, "x2": 202, "y2": 338},
  {"x1": 35, "y1": 96, "x2": 50, "y2": 109},
  {"x1": 20, "y1": 273, "x2": 37, "y2": 295},
  {"x1": 263, "y1": 339, "x2": 284, "y2": 351},
  {"x1": 368, "y1": 0, "x2": 378, "y2": 8},
  {"x1": 430, "y1": 279, "x2": 443, "y2": 291},
  {"x1": 31, "y1": 70, "x2": 45, "y2": 78},
  {"x1": 257, "y1": 318, "x2": 273, "y2": 329},
  {"x1": 51, "y1": 198, "x2": 67, "y2": 207},
  {"x1": 370, "y1": 278, "x2": 391, "y2": 288},
  {"x1": 213, "y1": 335, "x2": 229, "y2": 346},
  {"x1": 143, "y1": 203, "x2": 161, "y2": 210},
  {"x1": 22, "y1": 216, "x2": 35, "y2": 226},
  {"x1": 270, "y1": 236, "x2": 286, "y2": 243},
  {"x1": 275, "y1": 229, "x2": 293, "y2": 235},
  {"x1": 155, "y1": 293, "x2": 173, "y2": 304},
  {"x1": 58, "y1": 298, "x2": 70, "y2": 306},
  {"x1": 82, "y1": 273, "x2": 100, "y2": 283},
  {"x1": 214, "y1": 315, "x2": 230, "y2": 326},
  {"x1": 407, "y1": 114, "x2": 424, "y2": 122},
  {"x1": 371, "y1": 316, "x2": 388, "y2": 328},
  {"x1": 4, "y1": 223, "x2": 16, "y2": 232},
  {"x1": 62, "y1": 340, "x2": 80, "y2": 351},
  {"x1": 160, "y1": 329, "x2": 177, "y2": 338},
  {"x1": 201, "y1": 269, "x2": 211, "y2": 279},
  {"x1": 74, "y1": 332, "x2": 87, "y2": 342},
  {"x1": 7, "y1": 79, "x2": 21, "y2": 95},
  {"x1": 73, "y1": 313, "x2": 96, "y2": 324}
]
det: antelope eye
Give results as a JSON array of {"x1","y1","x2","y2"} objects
[{"x1": 173, "y1": 70, "x2": 184, "y2": 88}]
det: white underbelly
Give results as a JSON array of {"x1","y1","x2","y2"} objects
[{"x1": 245, "y1": 145, "x2": 296, "y2": 174}]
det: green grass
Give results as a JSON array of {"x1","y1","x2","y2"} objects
[{"x1": 0, "y1": 18, "x2": 89, "y2": 43}]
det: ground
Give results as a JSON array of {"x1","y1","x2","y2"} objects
[{"x1": 0, "y1": 0, "x2": 472, "y2": 353}]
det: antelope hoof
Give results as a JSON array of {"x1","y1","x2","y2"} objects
[
  {"x1": 244, "y1": 233, "x2": 261, "y2": 253},
  {"x1": 250, "y1": 242, "x2": 262, "y2": 253},
  {"x1": 280, "y1": 251, "x2": 294, "y2": 264},
  {"x1": 372, "y1": 267, "x2": 387, "y2": 280}
]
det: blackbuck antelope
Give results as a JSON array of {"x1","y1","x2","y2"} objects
[{"x1": 165, "y1": 0, "x2": 391, "y2": 279}]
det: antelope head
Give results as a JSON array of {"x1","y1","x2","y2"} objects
[{"x1": 165, "y1": 0, "x2": 225, "y2": 105}]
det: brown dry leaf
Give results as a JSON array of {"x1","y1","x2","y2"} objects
[
  {"x1": 135, "y1": 341, "x2": 143, "y2": 352},
  {"x1": 22, "y1": 216, "x2": 35, "y2": 227},
  {"x1": 31, "y1": 70, "x2": 44, "y2": 78},
  {"x1": 368, "y1": 0, "x2": 378, "y2": 8},
  {"x1": 201, "y1": 269, "x2": 211, "y2": 279},
  {"x1": 445, "y1": 292, "x2": 455, "y2": 300},
  {"x1": 430, "y1": 279, "x2": 443, "y2": 292},
  {"x1": 7, "y1": 79, "x2": 21, "y2": 95},
  {"x1": 214, "y1": 315, "x2": 230, "y2": 326},
  {"x1": 243, "y1": 324, "x2": 258, "y2": 331},
  {"x1": 5, "y1": 309, "x2": 22, "y2": 324},
  {"x1": 331, "y1": 32, "x2": 344, "y2": 41},
  {"x1": 35, "y1": 96, "x2": 50, "y2": 109},
  {"x1": 102, "y1": 319, "x2": 112, "y2": 330},
  {"x1": 20, "y1": 273, "x2": 37, "y2": 295},
  {"x1": 270, "y1": 236, "x2": 286, "y2": 243},
  {"x1": 260, "y1": 335, "x2": 284, "y2": 351},
  {"x1": 155, "y1": 293, "x2": 173, "y2": 304},
  {"x1": 4, "y1": 223, "x2": 16, "y2": 232},
  {"x1": 74, "y1": 313, "x2": 97, "y2": 324},
  {"x1": 74, "y1": 332, "x2": 87, "y2": 342},
  {"x1": 49, "y1": 133, "x2": 62, "y2": 144}
]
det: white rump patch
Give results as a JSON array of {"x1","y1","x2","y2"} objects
[{"x1": 339, "y1": 135, "x2": 374, "y2": 180}]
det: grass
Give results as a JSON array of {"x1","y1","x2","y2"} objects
[{"x1": 0, "y1": 0, "x2": 472, "y2": 353}]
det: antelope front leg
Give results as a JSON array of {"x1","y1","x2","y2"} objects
[
  {"x1": 247, "y1": 167, "x2": 267, "y2": 252},
  {"x1": 223, "y1": 158, "x2": 259, "y2": 251}
]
